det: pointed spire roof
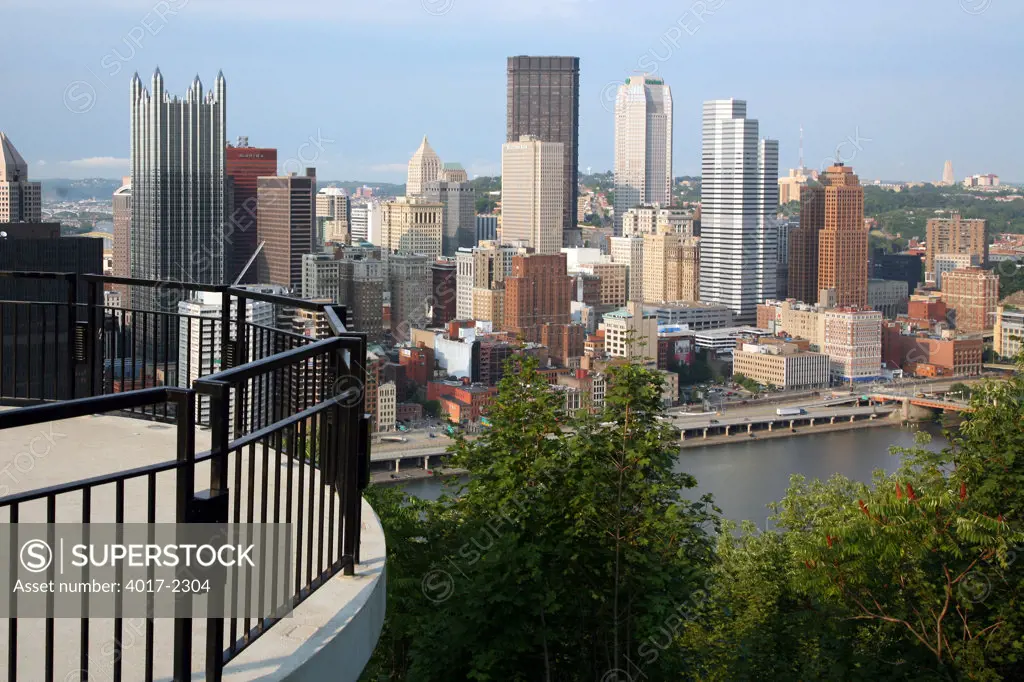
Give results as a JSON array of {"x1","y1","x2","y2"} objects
[{"x1": 0, "y1": 132, "x2": 30, "y2": 183}]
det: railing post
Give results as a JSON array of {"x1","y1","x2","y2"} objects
[
  {"x1": 66, "y1": 275, "x2": 78, "y2": 400},
  {"x1": 86, "y1": 278, "x2": 101, "y2": 398},
  {"x1": 173, "y1": 388, "x2": 197, "y2": 682}
]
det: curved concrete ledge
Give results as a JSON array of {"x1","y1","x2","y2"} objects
[{"x1": 223, "y1": 498, "x2": 386, "y2": 682}]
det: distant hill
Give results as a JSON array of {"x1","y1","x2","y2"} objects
[
  {"x1": 318, "y1": 181, "x2": 406, "y2": 197},
  {"x1": 41, "y1": 178, "x2": 123, "y2": 202}
]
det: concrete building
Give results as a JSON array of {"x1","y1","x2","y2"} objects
[
  {"x1": 111, "y1": 179, "x2": 132, "y2": 303},
  {"x1": 455, "y1": 242, "x2": 521, "y2": 320},
  {"x1": 872, "y1": 249, "x2": 924, "y2": 296},
  {"x1": 225, "y1": 139, "x2": 277, "y2": 283},
  {"x1": 732, "y1": 341, "x2": 830, "y2": 390},
  {"x1": 941, "y1": 267, "x2": 999, "y2": 332},
  {"x1": 693, "y1": 326, "x2": 770, "y2": 353},
  {"x1": 932, "y1": 253, "x2": 980, "y2": 288},
  {"x1": 642, "y1": 233, "x2": 700, "y2": 304},
  {"x1": 576, "y1": 262, "x2": 628, "y2": 307},
  {"x1": 507, "y1": 55, "x2": 580, "y2": 245},
  {"x1": 406, "y1": 136, "x2": 442, "y2": 197},
  {"x1": 256, "y1": 170, "x2": 316, "y2": 290},
  {"x1": 316, "y1": 187, "x2": 351, "y2": 245},
  {"x1": 994, "y1": 292, "x2": 1024, "y2": 360},
  {"x1": 620, "y1": 205, "x2": 693, "y2": 238},
  {"x1": 610, "y1": 236, "x2": 645, "y2": 302},
  {"x1": 476, "y1": 214, "x2": 498, "y2": 243},
  {"x1": 0, "y1": 132, "x2": 41, "y2": 223},
  {"x1": 867, "y1": 279, "x2": 909, "y2": 318},
  {"x1": 377, "y1": 382, "x2": 397, "y2": 432},
  {"x1": 381, "y1": 197, "x2": 443, "y2": 259},
  {"x1": 645, "y1": 302, "x2": 733, "y2": 330},
  {"x1": 613, "y1": 75, "x2": 673, "y2": 236},
  {"x1": 301, "y1": 253, "x2": 342, "y2": 301},
  {"x1": 388, "y1": 253, "x2": 432, "y2": 342},
  {"x1": 350, "y1": 205, "x2": 369, "y2": 243},
  {"x1": 925, "y1": 213, "x2": 987, "y2": 274},
  {"x1": 778, "y1": 167, "x2": 812, "y2": 206},
  {"x1": 699, "y1": 100, "x2": 778, "y2": 323},
  {"x1": 822, "y1": 308, "x2": 883, "y2": 382},
  {"x1": 338, "y1": 256, "x2": 385, "y2": 342},
  {"x1": 472, "y1": 286, "x2": 506, "y2": 326},
  {"x1": 129, "y1": 70, "x2": 227, "y2": 313},
  {"x1": 423, "y1": 178, "x2": 475, "y2": 256},
  {"x1": 789, "y1": 164, "x2": 868, "y2": 307},
  {"x1": 757, "y1": 299, "x2": 828, "y2": 349},
  {"x1": 501, "y1": 135, "x2": 564, "y2": 255},
  {"x1": 503, "y1": 252, "x2": 572, "y2": 339},
  {"x1": 603, "y1": 302, "x2": 658, "y2": 363}
]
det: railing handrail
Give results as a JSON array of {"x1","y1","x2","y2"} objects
[
  {"x1": 0, "y1": 386, "x2": 187, "y2": 430},
  {"x1": 0, "y1": 271, "x2": 76, "y2": 281},
  {"x1": 193, "y1": 335, "x2": 360, "y2": 389},
  {"x1": 81, "y1": 273, "x2": 228, "y2": 293}
]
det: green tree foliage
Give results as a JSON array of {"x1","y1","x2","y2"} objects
[{"x1": 864, "y1": 185, "x2": 1024, "y2": 239}]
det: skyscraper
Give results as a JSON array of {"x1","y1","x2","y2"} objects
[
  {"x1": 0, "y1": 132, "x2": 41, "y2": 223},
  {"x1": 507, "y1": 56, "x2": 580, "y2": 245},
  {"x1": 423, "y1": 177, "x2": 475, "y2": 256},
  {"x1": 789, "y1": 164, "x2": 867, "y2": 307},
  {"x1": 613, "y1": 75, "x2": 673, "y2": 236},
  {"x1": 225, "y1": 139, "x2": 277, "y2": 283},
  {"x1": 112, "y1": 178, "x2": 132, "y2": 303},
  {"x1": 381, "y1": 197, "x2": 443, "y2": 258},
  {"x1": 406, "y1": 136, "x2": 442, "y2": 197},
  {"x1": 389, "y1": 253, "x2": 432, "y2": 341},
  {"x1": 256, "y1": 169, "x2": 316, "y2": 290},
  {"x1": 698, "y1": 99, "x2": 778, "y2": 324},
  {"x1": 925, "y1": 213, "x2": 988, "y2": 275},
  {"x1": 500, "y1": 135, "x2": 563, "y2": 255},
  {"x1": 130, "y1": 70, "x2": 227, "y2": 312},
  {"x1": 503, "y1": 252, "x2": 573, "y2": 340},
  {"x1": 316, "y1": 187, "x2": 351, "y2": 245},
  {"x1": 942, "y1": 160, "x2": 955, "y2": 186}
]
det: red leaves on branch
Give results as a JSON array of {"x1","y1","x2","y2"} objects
[
  {"x1": 858, "y1": 499, "x2": 869, "y2": 516},
  {"x1": 960, "y1": 481, "x2": 967, "y2": 501},
  {"x1": 906, "y1": 484, "x2": 917, "y2": 501},
  {"x1": 896, "y1": 483, "x2": 904, "y2": 500},
  {"x1": 826, "y1": 535, "x2": 834, "y2": 548}
]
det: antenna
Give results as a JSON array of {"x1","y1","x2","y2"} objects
[
  {"x1": 233, "y1": 241, "x2": 266, "y2": 285},
  {"x1": 799, "y1": 124, "x2": 804, "y2": 169}
]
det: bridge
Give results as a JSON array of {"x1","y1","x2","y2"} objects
[{"x1": 676, "y1": 405, "x2": 898, "y2": 440}]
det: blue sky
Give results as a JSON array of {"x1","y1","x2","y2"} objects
[{"x1": 3, "y1": 0, "x2": 1021, "y2": 183}]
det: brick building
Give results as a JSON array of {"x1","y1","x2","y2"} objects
[
  {"x1": 503, "y1": 253, "x2": 573, "y2": 340},
  {"x1": 941, "y1": 267, "x2": 999, "y2": 332}
]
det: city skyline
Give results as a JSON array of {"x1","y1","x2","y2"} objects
[{"x1": 4, "y1": 0, "x2": 1021, "y2": 182}]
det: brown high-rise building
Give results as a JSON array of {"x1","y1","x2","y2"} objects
[
  {"x1": 925, "y1": 213, "x2": 987, "y2": 275},
  {"x1": 226, "y1": 140, "x2": 278, "y2": 284},
  {"x1": 431, "y1": 259, "x2": 457, "y2": 327},
  {"x1": 256, "y1": 169, "x2": 315, "y2": 290},
  {"x1": 941, "y1": 267, "x2": 999, "y2": 333},
  {"x1": 111, "y1": 177, "x2": 132, "y2": 303},
  {"x1": 503, "y1": 253, "x2": 572, "y2": 340},
  {"x1": 789, "y1": 164, "x2": 867, "y2": 306},
  {"x1": 507, "y1": 56, "x2": 579, "y2": 246},
  {"x1": 389, "y1": 253, "x2": 432, "y2": 342}
]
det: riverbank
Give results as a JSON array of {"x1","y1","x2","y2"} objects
[
  {"x1": 679, "y1": 413, "x2": 904, "y2": 449},
  {"x1": 371, "y1": 467, "x2": 468, "y2": 486}
]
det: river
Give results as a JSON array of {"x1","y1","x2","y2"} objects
[{"x1": 397, "y1": 423, "x2": 949, "y2": 526}]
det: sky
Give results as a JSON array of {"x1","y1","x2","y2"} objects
[{"x1": 2, "y1": 0, "x2": 1022, "y2": 183}]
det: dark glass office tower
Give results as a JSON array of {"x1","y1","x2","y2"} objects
[{"x1": 506, "y1": 56, "x2": 580, "y2": 246}]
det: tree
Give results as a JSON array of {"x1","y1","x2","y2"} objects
[{"x1": 362, "y1": 357, "x2": 718, "y2": 681}]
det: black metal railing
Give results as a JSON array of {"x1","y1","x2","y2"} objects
[{"x1": 0, "y1": 272, "x2": 370, "y2": 681}]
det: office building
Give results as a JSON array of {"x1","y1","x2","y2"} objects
[
  {"x1": 316, "y1": 187, "x2": 351, "y2": 245},
  {"x1": 112, "y1": 178, "x2": 132, "y2": 303},
  {"x1": 350, "y1": 205, "x2": 369, "y2": 242},
  {"x1": 699, "y1": 100, "x2": 778, "y2": 323},
  {"x1": 130, "y1": 70, "x2": 227, "y2": 313},
  {"x1": 441, "y1": 162, "x2": 468, "y2": 183},
  {"x1": 423, "y1": 178, "x2": 475, "y2": 255},
  {"x1": 872, "y1": 249, "x2": 924, "y2": 295},
  {"x1": 431, "y1": 259, "x2": 457, "y2": 327},
  {"x1": 406, "y1": 135, "x2": 442, "y2": 197},
  {"x1": 642, "y1": 233, "x2": 699, "y2": 304},
  {"x1": 389, "y1": 253, "x2": 432, "y2": 341},
  {"x1": 256, "y1": 169, "x2": 316, "y2": 290},
  {"x1": 507, "y1": 55, "x2": 579, "y2": 245},
  {"x1": 609, "y1": 236, "x2": 644, "y2": 302},
  {"x1": 0, "y1": 132, "x2": 41, "y2": 223},
  {"x1": 381, "y1": 196, "x2": 443, "y2": 259},
  {"x1": 925, "y1": 213, "x2": 987, "y2": 274},
  {"x1": 941, "y1": 267, "x2": 999, "y2": 332},
  {"x1": 621, "y1": 205, "x2": 693, "y2": 238},
  {"x1": 613, "y1": 75, "x2": 673, "y2": 236},
  {"x1": 301, "y1": 253, "x2": 343, "y2": 302},
  {"x1": 732, "y1": 341, "x2": 830, "y2": 390},
  {"x1": 338, "y1": 256, "x2": 385, "y2": 342},
  {"x1": 757, "y1": 299, "x2": 828, "y2": 349},
  {"x1": 501, "y1": 135, "x2": 563, "y2": 255},
  {"x1": 476, "y1": 214, "x2": 498, "y2": 243},
  {"x1": 454, "y1": 242, "x2": 521, "y2": 320},
  {"x1": 778, "y1": 167, "x2": 812, "y2": 206},
  {"x1": 932, "y1": 253, "x2": 980, "y2": 288},
  {"x1": 994, "y1": 292, "x2": 1024, "y2": 360},
  {"x1": 882, "y1": 323, "x2": 983, "y2": 377},
  {"x1": 377, "y1": 382, "x2": 397, "y2": 432},
  {"x1": 503, "y1": 252, "x2": 572, "y2": 339},
  {"x1": 576, "y1": 262, "x2": 627, "y2": 307},
  {"x1": 225, "y1": 139, "x2": 277, "y2": 283},
  {"x1": 603, "y1": 302, "x2": 658, "y2": 363},
  {"x1": 867, "y1": 279, "x2": 909, "y2": 318},
  {"x1": 822, "y1": 308, "x2": 883, "y2": 382}
]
